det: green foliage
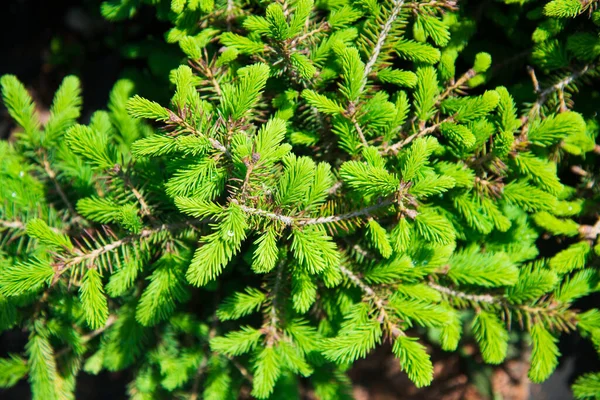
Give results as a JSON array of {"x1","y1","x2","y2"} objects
[
  {"x1": 472, "y1": 311, "x2": 508, "y2": 365},
  {"x1": 550, "y1": 241, "x2": 591, "y2": 273},
  {"x1": 528, "y1": 112, "x2": 585, "y2": 146},
  {"x1": 340, "y1": 160, "x2": 400, "y2": 198},
  {"x1": 0, "y1": 75, "x2": 40, "y2": 140},
  {"x1": 392, "y1": 336, "x2": 433, "y2": 388},
  {"x1": 396, "y1": 40, "x2": 441, "y2": 64},
  {"x1": 26, "y1": 219, "x2": 73, "y2": 251},
  {"x1": 573, "y1": 372, "x2": 600, "y2": 400},
  {"x1": 126, "y1": 95, "x2": 170, "y2": 121},
  {"x1": 252, "y1": 228, "x2": 279, "y2": 273},
  {"x1": 26, "y1": 326, "x2": 64, "y2": 400},
  {"x1": 414, "y1": 67, "x2": 439, "y2": 122},
  {"x1": 321, "y1": 304, "x2": 382, "y2": 364},
  {"x1": 302, "y1": 90, "x2": 344, "y2": 114},
  {"x1": 216, "y1": 287, "x2": 265, "y2": 321},
  {"x1": 0, "y1": 259, "x2": 54, "y2": 297},
  {"x1": 66, "y1": 125, "x2": 115, "y2": 170},
  {"x1": 507, "y1": 262, "x2": 558, "y2": 303},
  {"x1": 528, "y1": 324, "x2": 560, "y2": 383},
  {"x1": 80, "y1": 268, "x2": 109, "y2": 330},
  {"x1": 210, "y1": 326, "x2": 263, "y2": 357},
  {"x1": 136, "y1": 254, "x2": 189, "y2": 326},
  {"x1": 45, "y1": 76, "x2": 82, "y2": 142},
  {"x1": 544, "y1": 0, "x2": 583, "y2": 18},
  {"x1": 447, "y1": 247, "x2": 518, "y2": 287},
  {"x1": 221, "y1": 63, "x2": 270, "y2": 121},
  {"x1": 2, "y1": 0, "x2": 600, "y2": 398},
  {"x1": 252, "y1": 346, "x2": 282, "y2": 399},
  {"x1": 0, "y1": 355, "x2": 28, "y2": 388}
]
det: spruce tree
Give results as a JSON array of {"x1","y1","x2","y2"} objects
[{"x1": 1, "y1": 0, "x2": 600, "y2": 398}]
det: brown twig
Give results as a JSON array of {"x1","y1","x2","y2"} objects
[
  {"x1": 55, "y1": 314, "x2": 117, "y2": 358},
  {"x1": 264, "y1": 260, "x2": 285, "y2": 345},
  {"x1": 428, "y1": 282, "x2": 577, "y2": 330},
  {"x1": 525, "y1": 63, "x2": 594, "y2": 124},
  {"x1": 290, "y1": 22, "x2": 329, "y2": 48},
  {"x1": 438, "y1": 68, "x2": 477, "y2": 103},
  {"x1": 338, "y1": 265, "x2": 403, "y2": 338},
  {"x1": 53, "y1": 221, "x2": 196, "y2": 284},
  {"x1": 579, "y1": 216, "x2": 600, "y2": 240},
  {"x1": 428, "y1": 282, "x2": 496, "y2": 304},
  {"x1": 42, "y1": 158, "x2": 77, "y2": 217},
  {"x1": 0, "y1": 219, "x2": 26, "y2": 230},
  {"x1": 344, "y1": 0, "x2": 406, "y2": 149},
  {"x1": 177, "y1": 119, "x2": 230, "y2": 156},
  {"x1": 353, "y1": 118, "x2": 369, "y2": 148},
  {"x1": 235, "y1": 197, "x2": 395, "y2": 226},
  {"x1": 385, "y1": 116, "x2": 453, "y2": 155},
  {"x1": 362, "y1": 0, "x2": 406, "y2": 82}
]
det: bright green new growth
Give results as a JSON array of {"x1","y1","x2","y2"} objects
[{"x1": 1, "y1": 0, "x2": 600, "y2": 398}]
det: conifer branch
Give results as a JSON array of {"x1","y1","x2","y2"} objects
[
  {"x1": 190, "y1": 317, "x2": 218, "y2": 400},
  {"x1": 290, "y1": 22, "x2": 329, "y2": 48},
  {"x1": 407, "y1": 0, "x2": 457, "y2": 10},
  {"x1": 0, "y1": 219, "x2": 25, "y2": 230},
  {"x1": 3, "y1": 2, "x2": 600, "y2": 396},
  {"x1": 81, "y1": 314, "x2": 117, "y2": 341},
  {"x1": 236, "y1": 198, "x2": 394, "y2": 226},
  {"x1": 428, "y1": 282, "x2": 496, "y2": 304},
  {"x1": 238, "y1": 154, "x2": 258, "y2": 200},
  {"x1": 363, "y1": 0, "x2": 405, "y2": 82},
  {"x1": 515, "y1": 303, "x2": 577, "y2": 331},
  {"x1": 42, "y1": 158, "x2": 78, "y2": 217},
  {"x1": 55, "y1": 314, "x2": 117, "y2": 358},
  {"x1": 236, "y1": 204, "x2": 295, "y2": 225},
  {"x1": 230, "y1": 357, "x2": 254, "y2": 383},
  {"x1": 0, "y1": 219, "x2": 65, "y2": 234},
  {"x1": 206, "y1": 52, "x2": 224, "y2": 97},
  {"x1": 130, "y1": 185, "x2": 152, "y2": 217},
  {"x1": 385, "y1": 116, "x2": 453, "y2": 155},
  {"x1": 429, "y1": 282, "x2": 577, "y2": 330},
  {"x1": 54, "y1": 235, "x2": 136, "y2": 282},
  {"x1": 339, "y1": 265, "x2": 377, "y2": 298},
  {"x1": 175, "y1": 118, "x2": 230, "y2": 156},
  {"x1": 351, "y1": 243, "x2": 374, "y2": 259},
  {"x1": 527, "y1": 66, "x2": 541, "y2": 94},
  {"x1": 192, "y1": 55, "x2": 223, "y2": 97},
  {"x1": 579, "y1": 216, "x2": 600, "y2": 240},
  {"x1": 115, "y1": 166, "x2": 153, "y2": 218},
  {"x1": 346, "y1": 0, "x2": 406, "y2": 145},
  {"x1": 189, "y1": 356, "x2": 209, "y2": 400},
  {"x1": 53, "y1": 222, "x2": 195, "y2": 282},
  {"x1": 328, "y1": 181, "x2": 343, "y2": 195},
  {"x1": 438, "y1": 68, "x2": 477, "y2": 103},
  {"x1": 526, "y1": 63, "x2": 594, "y2": 120},
  {"x1": 265, "y1": 260, "x2": 285, "y2": 344},
  {"x1": 226, "y1": 0, "x2": 235, "y2": 28},
  {"x1": 300, "y1": 199, "x2": 395, "y2": 225},
  {"x1": 353, "y1": 118, "x2": 369, "y2": 148},
  {"x1": 557, "y1": 88, "x2": 567, "y2": 112},
  {"x1": 339, "y1": 265, "x2": 403, "y2": 338}
]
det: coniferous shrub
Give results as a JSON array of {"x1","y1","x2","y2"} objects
[{"x1": 1, "y1": 0, "x2": 600, "y2": 398}]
